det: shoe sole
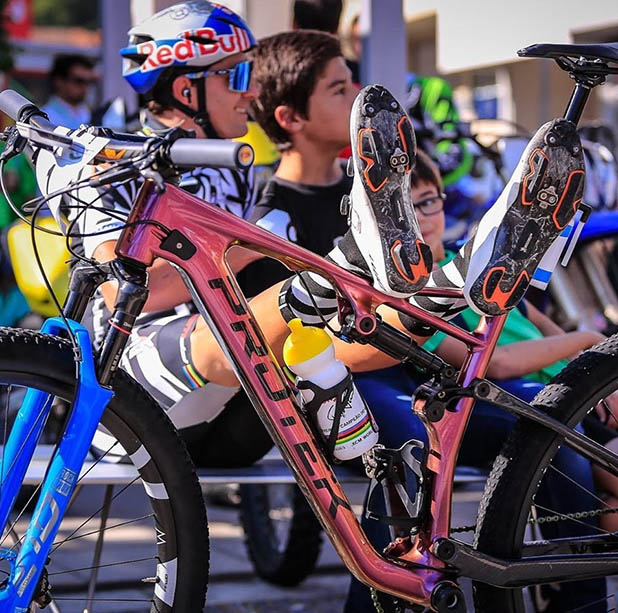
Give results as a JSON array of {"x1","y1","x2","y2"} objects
[
  {"x1": 465, "y1": 118, "x2": 585, "y2": 315},
  {"x1": 349, "y1": 85, "x2": 432, "y2": 297}
]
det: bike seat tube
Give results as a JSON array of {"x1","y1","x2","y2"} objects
[{"x1": 564, "y1": 82, "x2": 591, "y2": 126}]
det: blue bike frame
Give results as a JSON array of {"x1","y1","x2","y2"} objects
[{"x1": 0, "y1": 318, "x2": 112, "y2": 610}]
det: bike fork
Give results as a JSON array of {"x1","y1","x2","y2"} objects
[
  {"x1": 0, "y1": 319, "x2": 113, "y2": 610},
  {"x1": 0, "y1": 258, "x2": 148, "y2": 609}
]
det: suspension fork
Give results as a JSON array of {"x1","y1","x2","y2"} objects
[
  {"x1": 0, "y1": 259, "x2": 149, "y2": 608},
  {"x1": 95, "y1": 259, "x2": 148, "y2": 386},
  {"x1": 61, "y1": 259, "x2": 149, "y2": 386}
]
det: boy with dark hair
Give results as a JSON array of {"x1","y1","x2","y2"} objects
[
  {"x1": 43, "y1": 54, "x2": 96, "y2": 128},
  {"x1": 239, "y1": 29, "x2": 357, "y2": 296}
]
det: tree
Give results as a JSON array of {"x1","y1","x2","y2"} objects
[{"x1": 33, "y1": 0, "x2": 99, "y2": 30}]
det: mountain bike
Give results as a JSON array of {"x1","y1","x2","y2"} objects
[{"x1": 1, "y1": 41, "x2": 618, "y2": 612}]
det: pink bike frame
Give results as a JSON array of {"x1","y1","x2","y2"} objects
[{"x1": 116, "y1": 180, "x2": 507, "y2": 607}]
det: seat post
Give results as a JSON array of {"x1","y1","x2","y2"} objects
[{"x1": 563, "y1": 82, "x2": 591, "y2": 126}]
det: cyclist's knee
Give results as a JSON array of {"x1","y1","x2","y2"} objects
[{"x1": 279, "y1": 272, "x2": 337, "y2": 327}]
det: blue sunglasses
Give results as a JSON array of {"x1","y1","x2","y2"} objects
[{"x1": 187, "y1": 60, "x2": 252, "y2": 93}]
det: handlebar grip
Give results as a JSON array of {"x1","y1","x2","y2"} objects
[
  {"x1": 167, "y1": 139, "x2": 254, "y2": 170},
  {"x1": 0, "y1": 90, "x2": 44, "y2": 123}
]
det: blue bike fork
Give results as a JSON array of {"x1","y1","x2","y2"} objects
[{"x1": 0, "y1": 318, "x2": 113, "y2": 611}]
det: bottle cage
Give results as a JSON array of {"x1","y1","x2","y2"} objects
[{"x1": 296, "y1": 369, "x2": 355, "y2": 463}]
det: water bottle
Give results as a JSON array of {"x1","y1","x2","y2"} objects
[{"x1": 283, "y1": 318, "x2": 379, "y2": 461}]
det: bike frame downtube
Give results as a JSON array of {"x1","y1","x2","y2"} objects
[
  {"x1": 0, "y1": 319, "x2": 113, "y2": 609},
  {"x1": 115, "y1": 181, "x2": 501, "y2": 605}
]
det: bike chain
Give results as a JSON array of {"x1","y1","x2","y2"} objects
[
  {"x1": 370, "y1": 587, "x2": 406, "y2": 613},
  {"x1": 452, "y1": 505, "x2": 618, "y2": 533},
  {"x1": 371, "y1": 504, "x2": 618, "y2": 610}
]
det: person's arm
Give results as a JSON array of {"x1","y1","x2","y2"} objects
[
  {"x1": 93, "y1": 240, "x2": 191, "y2": 313},
  {"x1": 524, "y1": 300, "x2": 565, "y2": 337},
  {"x1": 433, "y1": 329, "x2": 605, "y2": 379}
]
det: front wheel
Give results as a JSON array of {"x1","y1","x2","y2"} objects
[
  {"x1": 0, "y1": 328, "x2": 209, "y2": 612},
  {"x1": 474, "y1": 334, "x2": 618, "y2": 612}
]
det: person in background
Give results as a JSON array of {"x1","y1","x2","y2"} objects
[
  {"x1": 345, "y1": 151, "x2": 607, "y2": 613},
  {"x1": 238, "y1": 29, "x2": 356, "y2": 297},
  {"x1": 42, "y1": 54, "x2": 96, "y2": 129}
]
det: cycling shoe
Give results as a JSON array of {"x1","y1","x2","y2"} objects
[
  {"x1": 463, "y1": 118, "x2": 585, "y2": 315},
  {"x1": 347, "y1": 84, "x2": 432, "y2": 297}
]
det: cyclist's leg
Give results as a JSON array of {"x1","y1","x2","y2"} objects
[
  {"x1": 85, "y1": 299, "x2": 272, "y2": 466},
  {"x1": 282, "y1": 116, "x2": 585, "y2": 337},
  {"x1": 404, "y1": 117, "x2": 585, "y2": 320},
  {"x1": 343, "y1": 84, "x2": 432, "y2": 297},
  {"x1": 189, "y1": 113, "x2": 586, "y2": 385}
]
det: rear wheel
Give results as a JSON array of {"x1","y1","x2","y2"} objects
[
  {"x1": 474, "y1": 335, "x2": 618, "y2": 612},
  {"x1": 239, "y1": 483, "x2": 323, "y2": 586},
  {"x1": 0, "y1": 328, "x2": 209, "y2": 612}
]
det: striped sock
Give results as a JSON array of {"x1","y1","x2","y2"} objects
[{"x1": 278, "y1": 231, "x2": 472, "y2": 332}]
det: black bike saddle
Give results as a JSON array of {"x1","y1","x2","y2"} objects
[{"x1": 519, "y1": 42, "x2": 618, "y2": 65}]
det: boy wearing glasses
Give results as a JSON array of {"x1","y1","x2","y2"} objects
[
  {"x1": 346, "y1": 149, "x2": 608, "y2": 613},
  {"x1": 76, "y1": 2, "x2": 276, "y2": 467}
]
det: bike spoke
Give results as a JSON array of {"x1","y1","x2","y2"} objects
[
  {"x1": 47, "y1": 555, "x2": 159, "y2": 576},
  {"x1": 57, "y1": 513, "x2": 155, "y2": 545},
  {"x1": 50, "y1": 475, "x2": 142, "y2": 555},
  {"x1": 546, "y1": 461, "x2": 610, "y2": 508},
  {"x1": 566, "y1": 592, "x2": 616, "y2": 612}
]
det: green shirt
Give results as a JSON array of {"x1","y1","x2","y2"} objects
[
  {"x1": 421, "y1": 251, "x2": 567, "y2": 384},
  {"x1": 0, "y1": 150, "x2": 37, "y2": 229}
]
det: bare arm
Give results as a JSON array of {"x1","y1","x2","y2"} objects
[
  {"x1": 434, "y1": 329, "x2": 605, "y2": 380},
  {"x1": 524, "y1": 300, "x2": 565, "y2": 337},
  {"x1": 93, "y1": 241, "x2": 192, "y2": 313}
]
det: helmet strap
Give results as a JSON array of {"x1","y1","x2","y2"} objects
[
  {"x1": 192, "y1": 75, "x2": 219, "y2": 139},
  {"x1": 162, "y1": 76, "x2": 220, "y2": 139}
]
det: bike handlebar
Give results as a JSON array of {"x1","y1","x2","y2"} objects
[
  {"x1": 0, "y1": 89, "x2": 41, "y2": 124},
  {"x1": 0, "y1": 89, "x2": 254, "y2": 170}
]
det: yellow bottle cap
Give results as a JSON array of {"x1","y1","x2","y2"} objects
[{"x1": 283, "y1": 318, "x2": 332, "y2": 367}]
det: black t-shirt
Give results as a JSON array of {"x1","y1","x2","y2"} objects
[{"x1": 237, "y1": 170, "x2": 352, "y2": 297}]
